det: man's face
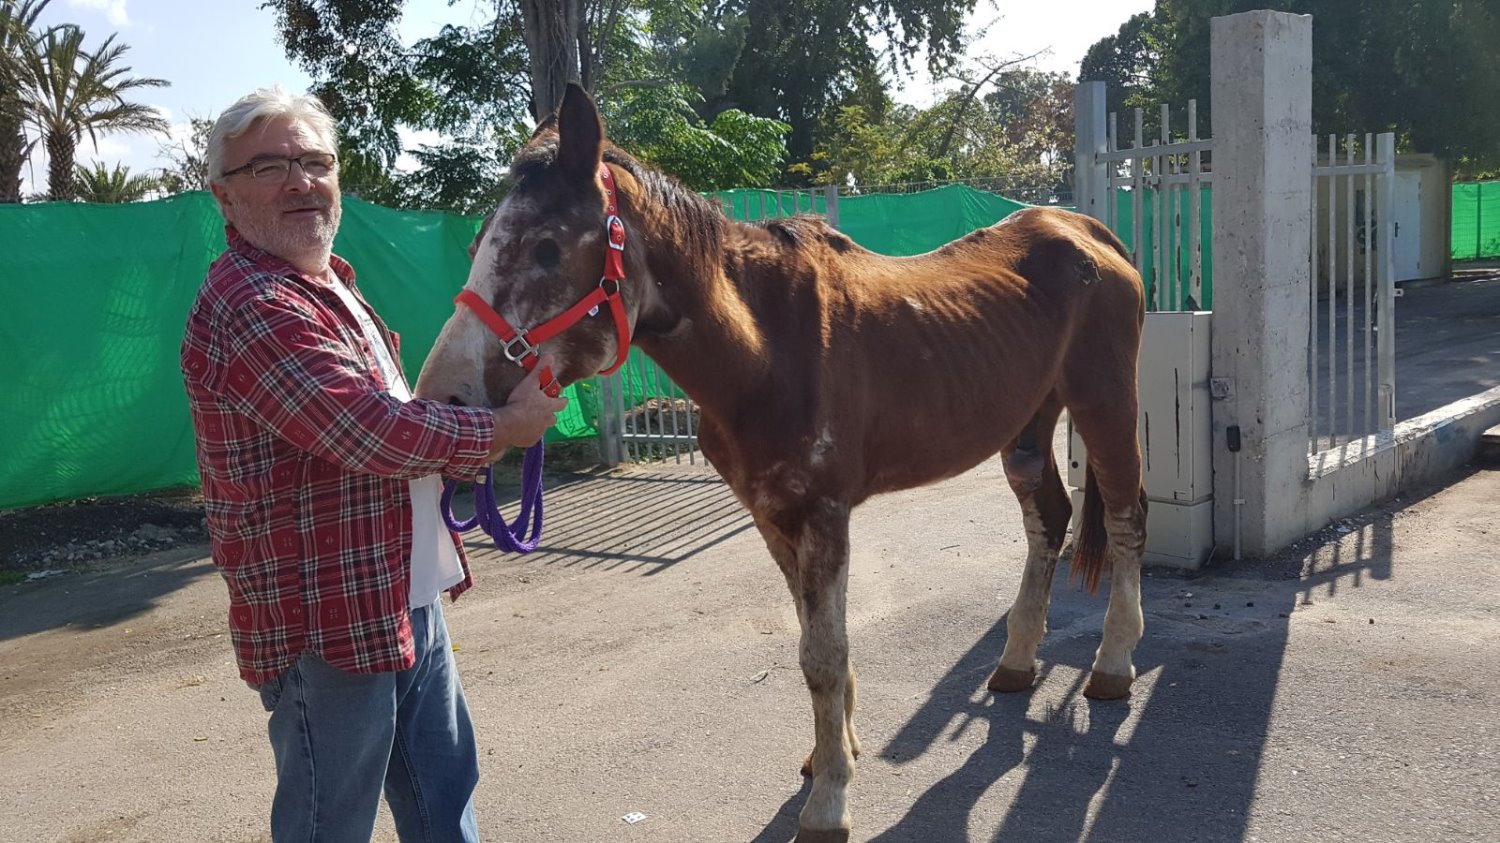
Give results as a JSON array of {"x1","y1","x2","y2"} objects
[{"x1": 210, "y1": 115, "x2": 341, "y2": 271}]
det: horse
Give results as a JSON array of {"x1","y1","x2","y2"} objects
[{"x1": 413, "y1": 83, "x2": 1147, "y2": 842}]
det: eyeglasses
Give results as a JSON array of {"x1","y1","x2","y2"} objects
[{"x1": 222, "y1": 152, "x2": 338, "y2": 183}]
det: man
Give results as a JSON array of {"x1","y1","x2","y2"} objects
[{"x1": 180, "y1": 85, "x2": 564, "y2": 842}]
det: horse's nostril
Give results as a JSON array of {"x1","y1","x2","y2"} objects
[{"x1": 447, "y1": 395, "x2": 467, "y2": 407}]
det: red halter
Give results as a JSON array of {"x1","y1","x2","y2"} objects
[{"x1": 454, "y1": 162, "x2": 631, "y2": 398}]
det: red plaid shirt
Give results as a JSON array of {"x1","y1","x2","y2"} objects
[{"x1": 181, "y1": 227, "x2": 494, "y2": 685}]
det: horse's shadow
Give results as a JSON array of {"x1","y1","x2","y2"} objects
[{"x1": 749, "y1": 494, "x2": 1406, "y2": 843}]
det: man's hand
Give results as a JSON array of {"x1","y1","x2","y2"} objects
[{"x1": 487, "y1": 355, "x2": 569, "y2": 461}]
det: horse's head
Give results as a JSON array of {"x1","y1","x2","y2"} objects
[{"x1": 414, "y1": 83, "x2": 654, "y2": 408}]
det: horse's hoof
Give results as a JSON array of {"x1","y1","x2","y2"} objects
[
  {"x1": 795, "y1": 828, "x2": 851, "y2": 843},
  {"x1": 1083, "y1": 671, "x2": 1133, "y2": 700},
  {"x1": 986, "y1": 664, "x2": 1037, "y2": 694}
]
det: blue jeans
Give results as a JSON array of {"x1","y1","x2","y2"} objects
[{"x1": 257, "y1": 600, "x2": 480, "y2": 842}]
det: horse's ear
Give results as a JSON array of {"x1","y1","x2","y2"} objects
[
  {"x1": 557, "y1": 82, "x2": 603, "y2": 181},
  {"x1": 530, "y1": 112, "x2": 559, "y2": 141}
]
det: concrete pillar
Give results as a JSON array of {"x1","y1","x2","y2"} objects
[
  {"x1": 1209, "y1": 11, "x2": 1313, "y2": 556},
  {"x1": 1073, "y1": 81, "x2": 1109, "y2": 222}
]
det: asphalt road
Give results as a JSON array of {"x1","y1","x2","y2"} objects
[{"x1": 3, "y1": 437, "x2": 1497, "y2": 843}]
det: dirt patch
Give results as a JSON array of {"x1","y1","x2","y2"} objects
[
  {"x1": 0, "y1": 486, "x2": 209, "y2": 577},
  {"x1": 0, "y1": 439, "x2": 608, "y2": 581}
]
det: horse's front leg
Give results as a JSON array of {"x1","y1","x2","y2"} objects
[{"x1": 755, "y1": 503, "x2": 857, "y2": 843}]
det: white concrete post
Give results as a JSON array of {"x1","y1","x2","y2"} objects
[
  {"x1": 1209, "y1": 11, "x2": 1314, "y2": 556},
  {"x1": 1074, "y1": 81, "x2": 1109, "y2": 222}
]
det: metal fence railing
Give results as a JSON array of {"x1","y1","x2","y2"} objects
[{"x1": 1308, "y1": 132, "x2": 1397, "y2": 454}]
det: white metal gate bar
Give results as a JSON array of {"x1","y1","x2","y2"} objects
[
  {"x1": 1308, "y1": 131, "x2": 1395, "y2": 455},
  {"x1": 1099, "y1": 100, "x2": 1213, "y2": 311}
]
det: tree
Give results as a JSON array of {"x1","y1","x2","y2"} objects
[
  {"x1": 794, "y1": 64, "x2": 1074, "y2": 202},
  {"x1": 73, "y1": 160, "x2": 158, "y2": 202},
  {"x1": 1078, "y1": 11, "x2": 1158, "y2": 119},
  {"x1": 17, "y1": 24, "x2": 168, "y2": 200},
  {"x1": 0, "y1": 0, "x2": 50, "y2": 203},
  {"x1": 1082, "y1": 1, "x2": 1500, "y2": 176},
  {"x1": 155, "y1": 116, "x2": 211, "y2": 194},
  {"x1": 687, "y1": 0, "x2": 977, "y2": 162},
  {"x1": 601, "y1": 83, "x2": 788, "y2": 190}
]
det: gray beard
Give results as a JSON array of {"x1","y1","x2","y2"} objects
[{"x1": 233, "y1": 196, "x2": 342, "y2": 272}]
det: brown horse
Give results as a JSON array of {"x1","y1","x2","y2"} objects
[{"x1": 414, "y1": 83, "x2": 1147, "y2": 842}]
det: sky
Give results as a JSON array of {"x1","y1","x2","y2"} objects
[{"x1": 21, "y1": 0, "x2": 1153, "y2": 196}]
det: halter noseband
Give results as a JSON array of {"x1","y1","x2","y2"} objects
[{"x1": 454, "y1": 162, "x2": 631, "y2": 398}]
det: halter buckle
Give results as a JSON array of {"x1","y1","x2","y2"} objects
[
  {"x1": 501, "y1": 331, "x2": 537, "y2": 364},
  {"x1": 606, "y1": 215, "x2": 626, "y2": 251}
]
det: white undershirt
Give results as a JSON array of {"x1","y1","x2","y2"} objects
[{"x1": 324, "y1": 274, "x2": 463, "y2": 608}]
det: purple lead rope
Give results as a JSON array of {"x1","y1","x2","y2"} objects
[{"x1": 440, "y1": 441, "x2": 546, "y2": 553}]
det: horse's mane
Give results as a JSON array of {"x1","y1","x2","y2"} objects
[{"x1": 511, "y1": 137, "x2": 848, "y2": 284}]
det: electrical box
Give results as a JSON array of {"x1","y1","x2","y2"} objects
[{"x1": 1069, "y1": 311, "x2": 1214, "y2": 570}]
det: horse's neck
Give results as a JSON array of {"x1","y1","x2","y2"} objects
[{"x1": 634, "y1": 217, "x2": 783, "y2": 422}]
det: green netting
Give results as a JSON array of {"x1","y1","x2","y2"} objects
[
  {"x1": 1, "y1": 184, "x2": 1049, "y2": 510},
  {"x1": 1451, "y1": 181, "x2": 1500, "y2": 261},
  {"x1": 1113, "y1": 187, "x2": 1216, "y2": 310},
  {"x1": 0, "y1": 193, "x2": 595, "y2": 510}
]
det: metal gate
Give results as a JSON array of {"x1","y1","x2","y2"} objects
[
  {"x1": 1307, "y1": 132, "x2": 1397, "y2": 456},
  {"x1": 1094, "y1": 100, "x2": 1214, "y2": 312}
]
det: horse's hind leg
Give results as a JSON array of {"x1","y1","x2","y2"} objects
[
  {"x1": 989, "y1": 396, "x2": 1072, "y2": 693},
  {"x1": 1067, "y1": 399, "x2": 1148, "y2": 700}
]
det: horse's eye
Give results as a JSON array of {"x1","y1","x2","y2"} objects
[{"x1": 533, "y1": 239, "x2": 561, "y2": 270}]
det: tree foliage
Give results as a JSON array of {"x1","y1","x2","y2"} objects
[
  {"x1": 73, "y1": 159, "x2": 159, "y2": 202},
  {"x1": 263, "y1": 0, "x2": 996, "y2": 209},
  {"x1": 600, "y1": 83, "x2": 788, "y2": 190},
  {"x1": 16, "y1": 23, "x2": 168, "y2": 200},
  {"x1": 0, "y1": 0, "x2": 52, "y2": 202},
  {"x1": 1081, "y1": 1, "x2": 1500, "y2": 177},
  {"x1": 793, "y1": 64, "x2": 1074, "y2": 202}
]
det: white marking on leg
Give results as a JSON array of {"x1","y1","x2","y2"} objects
[
  {"x1": 998, "y1": 498, "x2": 1059, "y2": 672},
  {"x1": 1091, "y1": 507, "x2": 1145, "y2": 680},
  {"x1": 797, "y1": 534, "x2": 854, "y2": 834}
]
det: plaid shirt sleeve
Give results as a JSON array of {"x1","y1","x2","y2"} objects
[{"x1": 217, "y1": 284, "x2": 493, "y2": 481}]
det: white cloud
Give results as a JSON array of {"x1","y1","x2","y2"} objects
[{"x1": 66, "y1": 0, "x2": 131, "y2": 27}]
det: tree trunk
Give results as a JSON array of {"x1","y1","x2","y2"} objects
[
  {"x1": 46, "y1": 130, "x2": 76, "y2": 202},
  {"x1": 519, "y1": 0, "x2": 582, "y2": 121},
  {"x1": 0, "y1": 111, "x2": 25, "y2": 203}
]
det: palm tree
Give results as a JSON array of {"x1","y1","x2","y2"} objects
[
  {"x1": 18, "y1": 24, "x2": 168, "y2": 201},
  {"x1": 73, "y1": 160, "x2": 159, "y2": 203},
  {"x1": 0, "y1": 0, "x2": 51, "y2": 203}
]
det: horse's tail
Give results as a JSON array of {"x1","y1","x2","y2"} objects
[{"x1": 1070, "y1": 465, "x2": 1109, "y2": 593}]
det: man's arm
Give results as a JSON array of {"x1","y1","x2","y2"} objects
[{"x1": 217, "y1": 291, "x2": 501, "y2": 480}]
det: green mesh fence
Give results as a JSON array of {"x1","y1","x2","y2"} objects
[
  {"x1": 1452, "y1": 181, "x2": 1500, "y2": 261},
  {"x1": 1113, "y1": 186, "x2": 1216, "y2": 310},
  {"x1": 1, "y1": 185, "x2": 1054, "y2": 510}
]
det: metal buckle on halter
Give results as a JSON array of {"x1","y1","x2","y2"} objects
[
  {"x1": 599, "y1": 277, "x2": 621, "y2": 296},
  {"x1": 606, "y1": 215, "x2": 625, "y2": 250},
  {"x1": 501, "y1": 331, "x2": 536, "y2": 364}
]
